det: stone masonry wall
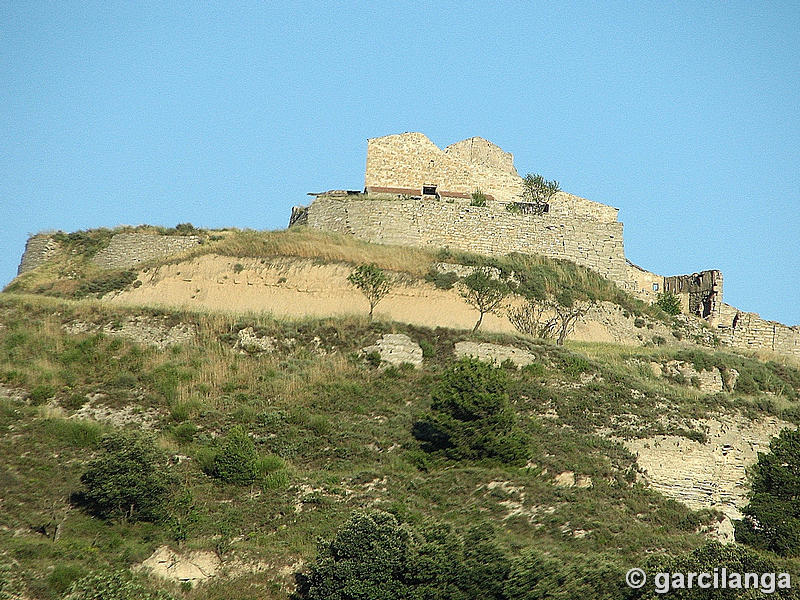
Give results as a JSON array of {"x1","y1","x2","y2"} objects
[
  {"x1": 92, "y1": 234, "x2": 201, "y2": 270},
  {"x1": 305, "y1": 196, "x2": 631, "y2": 286},
  {"x1": 716, "y1": 303, "x2": 800, "y2": 358},
  {"x1": 17, "y1": 235, "x2": 61, "y2": 274},
  {"x1": 444, "y1": 137, "x2": 518, "y2": 176},
  {"x1": 364, "y1": 133, "x2": 619, "y2": 223}
]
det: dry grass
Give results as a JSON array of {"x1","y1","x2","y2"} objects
[{"x1": 166, "y1": 227, "x2": 438, "y2": 275}]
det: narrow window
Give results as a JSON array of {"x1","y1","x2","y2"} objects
[{"x1": 653, "y1": 283, "x2": 659, "y2": 292}]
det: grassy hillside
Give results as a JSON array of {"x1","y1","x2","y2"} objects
[
  {"x1": 2, "y1": 292, "x2": 800, "y2": 599},
  {"x1": 6, "y1": 226, "x2": 661, "y2": 320}
]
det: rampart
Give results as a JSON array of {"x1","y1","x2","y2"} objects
[
  {"x1": 91, "y1": 234, "x2": 201, "y2": 269},
  {"x1": 17, "y1": 235, "x2": 61, "y2": 274},
  {"x1": 717, "y1": 303, "x2": 800, "y2": 358},
  {"x1": 304, "y1": 195, "x2": 632, "y2": 285}
]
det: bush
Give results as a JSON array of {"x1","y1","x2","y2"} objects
[
  {"x1": 63, "y1": 570, "x2": 176, "y2": 600},
  {"x1": 294, "y1": 510, "x2": 509, "y2": 600},
  {"x1": 79, "y1": 430, "x2": 172, "y2": 522},
  {"x1": 28, "y1": 384, "x2": 55, "y2": 405},
  {"x1": 413, "y1": 359, "x2": 529, "y2": 465},
  {"x1": 205, "y1": 425, "x2": 258, "y2": 485},
  {"x1": 74, "y1": 271, "x2": 137, "y2": 298},
  {"x1": 470, "y1": 189, "x2": 487, "y2": 207},
  {"x1": 656, "y1": 291, "x2": 682, "y2": 316},
  {"x1": 634, "y1": 317, "x2": 646, "y2": 328},
  {"x1": 735, "y1": 428, "x2": 800, "y2": 556}
]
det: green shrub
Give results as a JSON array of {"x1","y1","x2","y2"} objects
[
  {"x1": 233, "y1": 263, "x2": 244, "y2": 273},
  {"x1": 44, "y1": 418, "x2": 103, "y2": 448},
  {"x1": 652, "y1": 335, "x2": 666, "y2": 346},
  {"x1": 295, "y1": 510, "x2": 509, "y2": 600},
  {"x1": 634, "y1": 317, "x2": 646, "y2": 328},
  {"x1": 470, "y1": 189, "x2": 487, "y2": 207},
  {"x1": 29, "y1": 384, "x2": 55, "y2": 405},
  {"x1": 171, "y1": 422, "x2": 197, "y2": 444},
  {"x1": 655, "y1": 291, "x2": 682, "y2": 316},
  {"x1": 80, "y1": 430, "x2": 173, "y2": 522},
  {"x1": 74, "y1": 271, "x2": 137, "y2": 298},
  {"x1": 63, "y1": 569, "x2": 176, "y2": 600},
  {"x1": 413, "y1": 358, "x2": 529, "y2": 465},
  {"x1": 419, "y1": 339, "x2": 435, "y2": 358},
  {"x1": 735, "y1": 428, "x2": 800, "y2": 556},
  {"x1": 47, "y1": 564, "x2": 84, "y2": 596},
  {"x1": 424, "y1": 269, "x2": 460, "y2": 290},
  {"x1": 205, "y1": 425, "x2": 258, "y2": 485}
]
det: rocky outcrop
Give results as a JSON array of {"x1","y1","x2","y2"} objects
[
  {"x1": 63, "y1": 316, "x2": 196, "y2": 349},
  {"x1": 138, "y1": 546, "x2": 221, "y2": 586},
  {"x1": 235, "y1": 327, "x2": 276, "y2": 354},
  {"x1": 649, "y1": 360, "x2": 738, "y2": 393},
  {"x1": 362, "y1": 334, "x2": 423, "y2": 367},
  {"x1": 624, "y1": 414, "x2": 793, "y2": 519},
  {"x1": 454, "y1": 341, "x2": 535, "y2": 368}
]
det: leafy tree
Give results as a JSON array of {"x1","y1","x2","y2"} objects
[
  {"x1": 348, "y1": 263, "x2": 394, "y2": 321},
  {"x1": 656, "y1": 291, "x2": 682, "y2": 316},
  {"x1": 206, "y1": 425, "x2": 258, "y2": 485},
  {"x1": 521, "y1": 173, "x2": 560, "y2": 213},
  {"x1": 294, "y1": 510, "x2": 416, "y2": 600},
  {"x1": 504, "y1": 549, "x2": 624, "y2": 600},
  {"x1": 460, "y1": 269, "x2": 510, "y2": 333},
  {"x1": 413, "y1": 359, "x2": 529, "y2": 465},
  {"x1": 629, "y1": 542, "x2": 795, "y2": 599},
  {"x1": 63, "y1": 570, "x2": 176, "y2": 600},
  {"x1": 294, "y1": 510, "x2": 510, "y2": 600},
  {"x1": 79, "y1": 430, "x2": 172, "y2": 522},
  {"x1": 735, "y1": 428, "x2": 800, "y2": 556}
]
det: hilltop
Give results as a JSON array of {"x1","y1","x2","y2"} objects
[{"x1": 2, "y1": 226, "x2": 800, "y2": 599}]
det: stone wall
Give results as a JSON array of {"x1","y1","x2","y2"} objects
[
  {"x1": 443, "y1": 137, "x2": 518, "y2": 176},
  {"x1": 17, "y1": 235, "x2": 61, "y2": 274},
  {"x1": 716, "y1": 303, "x2": 800, "y2": 358},
  {"x1": 304, "y1": 195, "x2": 632, "y2": 286},
  {"x1": 92, "y1": 234, "x2": 201, "y2": 270},
  {"x1": 665, "y1": 270, "x2": 723, "y2": 322},
  {"x1": 364, "y1": 133, "x2": 619, "y2": 223}
]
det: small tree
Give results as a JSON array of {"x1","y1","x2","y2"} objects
[
  {"x1": 413, "y1": 358, "x2": 529, "y2": 465},
  {"x1": 521, "y1": 173, "x2": 560, "y2": 214},
  {"x1": 460, "y1": 269, "x2": 510, "y2": 333},
  {"x1": 655, "y1": 291, "x2": 682, "y2": 316},
  {"x1": 79, "y1": 430, "x2": 172, "y2": 522},
  {"x1": 735, "y1": 428, "x2": 800, "y2": 556},
  {"x1": 348, "y1": 263, "x2": 394, "y2": 321},
  {"x1": 508, "y1": 296, "x2": 593, "y2": 345},
  {"x1": 470, "y1": 188, "x2": 487, "y2": 207}
]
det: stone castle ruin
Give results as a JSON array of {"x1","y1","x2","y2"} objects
[
  {"x1": 14, "y1": 132, "x2": 799, "y2": 358},
  {"x1": 290, "y1": 132, "x2": 799, "y2": 357}
]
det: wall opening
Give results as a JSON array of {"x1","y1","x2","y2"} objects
[
  {"x1": 653, "y1": 283, "x2": 659, "y2": 292},
  {"x1": 422, "y1": 185, "x2": 438, "y2": 197}
]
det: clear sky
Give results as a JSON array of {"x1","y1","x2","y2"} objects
[{"x1": 2, "y1": 2, "x2": 798, "y2": 324}]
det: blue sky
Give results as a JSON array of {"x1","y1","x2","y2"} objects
[{"x1": 2, "y1": 2, "x2": 798, "y2": 324}]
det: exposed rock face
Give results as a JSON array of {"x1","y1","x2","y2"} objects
[
  {"x1": 62, "y1": 316, "x2": 196, "y2": 349},
  {"x1": 235, "y1": 327, "x2": 276, "y2": 354},
  {"x1": 454, "y1": 341, "x2": 535, "y2": 368},
  {"x1": 17, "y1": 235, "x2": 60, "y2": 274},
  {"x1": 362, "y1": 333, "x2": 423, "y2": 367},
  {"x1": 623, "y1": 414, "x2": 794, "y2": 519},
  {"x1": 649, "y1": 360, "x2": 738, "y2": 393},
  {"x1": 139, "y1": 546, "x2": 221, "y2": 586}
]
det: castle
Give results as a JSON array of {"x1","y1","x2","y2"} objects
[
  {"x1": 290, "y1": 132, "x2": 800, "y2": 357},
  {"x1": 290, "y1": 132, "x2": 722, "y2": 320},
  {"x1": 13, "y1": 132, "x2": 799, "y2": 357}
]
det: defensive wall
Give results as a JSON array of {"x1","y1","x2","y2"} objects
[
  {"x1": 303, "y1": 195, "x2": 632, "y2": 286},
  {"x1": 16, "y1": 233, "x2": 201, "y2": 274}
]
